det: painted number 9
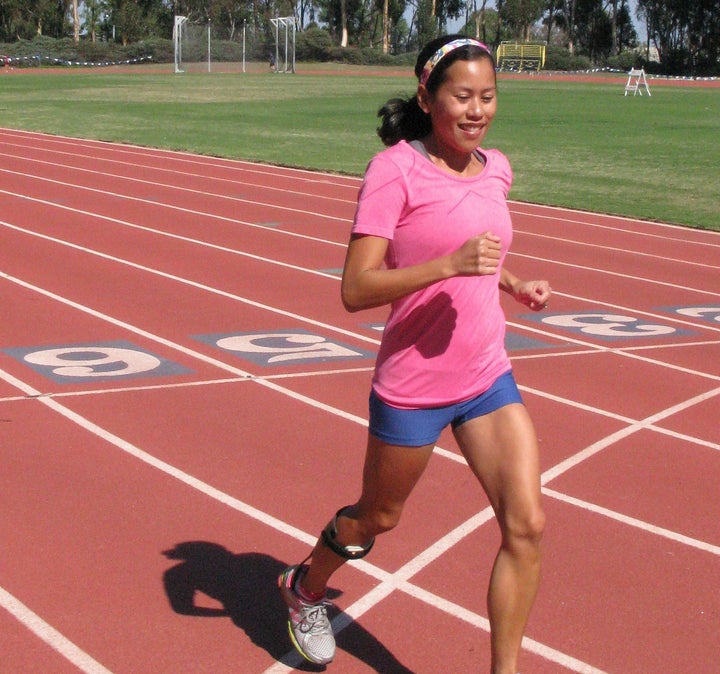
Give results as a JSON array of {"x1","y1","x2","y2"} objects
[{"x1": 23, "y1": 347, "x2": 161, "y2": 378}]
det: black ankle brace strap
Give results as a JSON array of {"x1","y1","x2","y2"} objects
[{"x1": 321, "y1": 506, "x2": 375, "y2": 560}]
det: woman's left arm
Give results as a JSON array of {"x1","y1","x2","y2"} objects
[{"x1": 499, "y1": 267, "x2": 552, "y2": 311}]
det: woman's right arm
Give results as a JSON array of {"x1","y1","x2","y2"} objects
[{"x1": 340, "y1": 232, "x2": 502, "y2": 312}]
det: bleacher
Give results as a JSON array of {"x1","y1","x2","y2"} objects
[{"x1": 496, "y1": 42, "x2": 546, "y2": 72}]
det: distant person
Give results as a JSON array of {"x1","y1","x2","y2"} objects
[
  {"x1": 279, "y1": 34, "x2": 552, "y2": 673},
  {"x1": 269, "y1": 54, "x2": 276, "y2": 72}
]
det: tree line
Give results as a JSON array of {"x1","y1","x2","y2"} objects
[{"x1": 0, "y1": 0, "x2": 718, "y2": 75}]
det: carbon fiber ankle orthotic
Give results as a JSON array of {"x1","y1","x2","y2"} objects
[{"x1": 321, "y1": 506, "x2": 375, "y2": 559}]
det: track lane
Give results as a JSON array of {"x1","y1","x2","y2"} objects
[{"x1": 2, "y1": 128, "x2": 719, "y2": 673}]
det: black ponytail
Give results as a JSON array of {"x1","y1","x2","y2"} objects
[{"x1": 376, "y1": 96, "x2": 431, "y2": 147}]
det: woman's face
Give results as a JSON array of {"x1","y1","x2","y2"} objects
[{"x1": 419, "y1": 57, "x2": 497, "y2": 158}]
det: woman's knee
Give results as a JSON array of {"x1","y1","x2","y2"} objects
[
  {"x1": 355, "y1": 505, "x2": 403, "y2": 539},
  {"x1": 502, "y1": 504, "x2": 545, "y2": 551},
  {"x1": 332, "y1": 504, "x2": 402, "y2": 548}
]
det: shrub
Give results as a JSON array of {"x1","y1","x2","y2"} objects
[
  {"x1": 544, "y1": 45, "x2": 593, "y2": 71},
  {"x1": 296, "y1": 27, "x2": 334, "y2": 61},
  {"x1": 606, "y1": 50, "x2": 642, "y2": 71},
  {"x1": 1, "y1": 35, "x2": 162, "y2": 66}
]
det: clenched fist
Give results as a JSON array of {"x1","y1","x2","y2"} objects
[{"x1": 451, "y1": 232, "x2": 502, "y2": 276}]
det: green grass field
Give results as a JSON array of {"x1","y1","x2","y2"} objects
[{"x1": 1, "y1": 63, "x2": 718, "y2": 230}]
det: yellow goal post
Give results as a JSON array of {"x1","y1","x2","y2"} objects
[{"x1": 496, "y1": 42, "x2": 546, "y2": 72}]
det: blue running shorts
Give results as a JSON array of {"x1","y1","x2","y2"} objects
[{"x1": 368, "y1": 370, "x2": 523, "y2": 447}]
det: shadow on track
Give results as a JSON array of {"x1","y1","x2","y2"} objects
[{"x1": 162, "y1": 541, "x2": 416, "y2": 673}]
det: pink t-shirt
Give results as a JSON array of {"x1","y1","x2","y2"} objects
[{"x1": 352, "y1": 140, "x2": 514, "y2": 409}]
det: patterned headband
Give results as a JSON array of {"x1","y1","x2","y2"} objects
[{"x1": 419, "y1": 38, "x2": 490, "y2": 87}]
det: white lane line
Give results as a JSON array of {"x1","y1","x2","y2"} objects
[
  {"x1": 510, "y1": 202, "x2": 720, "y2": 246},
  {"x1": 0, "y1": 270, "x2": 372, "y2": 426},
  {"x1": 540, "y1": 385, "x2": 720, "y2": 487},
  {"x1": 3, "y1": 275, "x2": 714, "y2": 673},
  {"x1": 0, "y1": 147, "x2": 359, "y2": 207},
  {"x1": 263, "y1": 387, "x2": 720, "y2": 673},
  {"x1": 4, "y1": 218, "x2": 720, "y2": 389},
  {"x1": 0, "y1": 166, "x2": 352, "y2": 226},
  {"x1": 0, "y1": 129, "x2": 362, "y2": 189},
  {"x1": 2, "y1": 134, "x2": 716, "y2": 671},
  {"x1": 2, "y1": 184, "x2": 719, "y2": 344},
  {"x1": 3, "y1": 168, "x2": 717, "y2": 291},
  {"x1": 510, "y1": 250, "x2": 718, "y2": 297},
  {"x1": 0, "y1": 182, "x2": 348, "y2": 247},
  {"x1": 0, "y1": 223, "x2": 380, "y2": 347},
  {"x1": 3, "y1": 153, "x2": 719, "y2": 268},
  {"x1": 3, "y1": 127, "x2": 719, "y2": 247},
  {"x1": 0, "y1": 587, "x2": 114, "y2": 674},
  {"x1": 543, "y1": 488, "x2": 720, "y2": 556},
  {"x1": 513, "y1": 228, "x2": 720, "y2": 270}
]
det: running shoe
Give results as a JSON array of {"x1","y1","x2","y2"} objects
[{"x1": 278, "y1": 565, "x2": 335, "y2": 665}]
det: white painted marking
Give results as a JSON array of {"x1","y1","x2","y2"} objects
[
  {"x1": 543, "y1": 488, "x2": 720, "y2": 556},
  {"x1": 6, "y1": 129, "x2": 716, "y2": 672},
  {"x1": 0, "y1": 587, "x2": 114, "y2": 674},
  {"x1": 677, "y1": 306, "x2": 720, "y2": 321},
  {"x1": 23, "y1": 346, "x2": 160, "y2": 378},
  {"x1": 542, "y1": 312, "x2": 677, "y2": 338}
]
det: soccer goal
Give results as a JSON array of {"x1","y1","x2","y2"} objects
[
  {"x1": 173, "y1": 16, "x2": 188, "y2": 73},
  {"x1": 173, "y1": 15, "x2": 212, "y2": 73},
  {"x1": 271, "y1": 17, "x2": 297, "y2": 74}
]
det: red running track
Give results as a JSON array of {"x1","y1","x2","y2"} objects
[{"x1": 0, "y1": 127, "x2": 719, "y2": 674}]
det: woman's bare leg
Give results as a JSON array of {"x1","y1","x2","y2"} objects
[
  {"x1": 453, "y1": 403, "x2": 545, "y2": 674},
  {"x1": 301, "y1": 434, "x2": 435, "y2": 595}
]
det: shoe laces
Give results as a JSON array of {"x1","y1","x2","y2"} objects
[{"x1": 296, "y1": 600, "x2": 331, "y2": 635}]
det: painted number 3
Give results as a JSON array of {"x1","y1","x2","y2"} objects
[
  {"x1": 23, "y1": 347, "x2": 161, "y2": 378},
  {"x1": 542, "y1": 313, "x2": 676, "y2": 338}
]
